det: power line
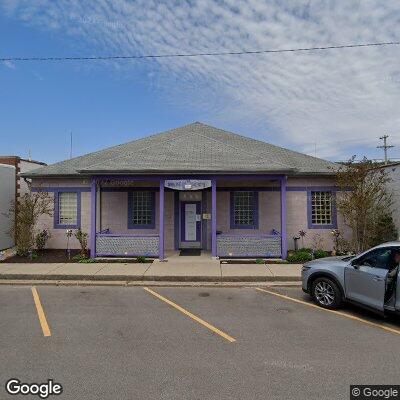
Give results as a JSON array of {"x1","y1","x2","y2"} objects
[{"x1": 1, "y1": 41, "x2": 400, "y2": 62}]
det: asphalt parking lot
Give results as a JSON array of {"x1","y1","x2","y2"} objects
[{"x1": 1, "y1": 285, "x2": 399, "y2": 400}]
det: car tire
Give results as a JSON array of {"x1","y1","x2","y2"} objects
[{"x1": 311, "y1": 277, "x2": 343, "y2": 309}]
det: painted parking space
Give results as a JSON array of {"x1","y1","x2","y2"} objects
[
  {"x1": 143, "y1": 287, "x2": 236, "y2": 342},
  {"x1": 0, "y1": 286, "x2": 50, "y2": 339},
  {"x1": 31, "y1": 287, "x2": 51, "y2": 337},
  {"x1": 259, "y1": 286, "x2": 400, "y2": 335},
  {"x1": 1, "y1": 285, "x2": 400, "y2": 399}
]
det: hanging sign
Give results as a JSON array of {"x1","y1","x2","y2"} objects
[{"x1": 165, "y1": 179, "x2": 212, "y2": 191}]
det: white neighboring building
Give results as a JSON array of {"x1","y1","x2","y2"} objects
[
  {"x1": 381, "y1": 162, "x2": 400, "y2": 238},
  {"x1": 0, "y1": 156, "x2": 46, "y2": 251},
  {"x1": 0, "y1": 164, "x2": 16, "y2": 250}
]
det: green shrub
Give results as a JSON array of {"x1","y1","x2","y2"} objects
[
  {"x1": 287, "y1": 250, "x2": 313, "y2": 263},
  {"x1": 78, "y1": 258, "x2": 96, "y2": 263},
  {"x1": 35, "y1": 229, "x2": 51, "y2": 251},
  {"x1": 314, "y1": 250, "x2": 329, "y2": 259},
  {"x1": 255, "y1": 258, "x2": 264, "y2": 264},
  {"x1": 72, "y1": 253, "x2": 87, "y2": 262},
  {"x1": 136, "y1": 256, "x2": 147, "y2": 263},
  {"x1": 74, "y1": 229, "x2": 88, "y2": 257}
]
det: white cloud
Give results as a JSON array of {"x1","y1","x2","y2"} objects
[
  {"x1": 2, "y1": 0, "x2": 400, "y2": 159},
  {"x1": 2, "y1": 60, "x2": 16, "y2": 69}
]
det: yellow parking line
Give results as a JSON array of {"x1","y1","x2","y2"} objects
[
  {"x1": 143, "y1": 287, "x2": 236, "y2": 343},
  {"x1": 255, "y1": 287, "x2": 400, "y2": 336},
  {"x1": 31, "y1": 287, "x2": 51, "y2": 337}
]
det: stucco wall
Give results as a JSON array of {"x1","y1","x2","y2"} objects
[
  {"x1": 32, "y1": 176, "x2": 352, "y2": 253},
  {"x1": 100, "y1": 191, "x2": 174, "y2": 250},
  {"x1": 36, "y1": 192, "x2": 91, "y2": 250}
]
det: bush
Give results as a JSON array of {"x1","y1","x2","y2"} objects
[
  {"x1": 287, "y1": 250, "x2": 313, "y2": 263},
  {"x1": 313, "y1": 249, "x2": 329, "y2": 259},
  {"x1": 255, "y1": 258, "x2": 264, "y2": 264},
  {"x1": 74, "y1": 229, "x2": 88, "y2": 257},
  {"x1": 35, "y1": 229, "x2": 51, "y2": 251},
  {"x1": 8, "y1": 191, "x2": 53, "y2": 256},
  {"x1": 71, "y1": 253, "x2": 87, "y2": 262},
  {"x1": 78, "y1": 258, "x2": 96, "y2": 264},
  {"x1": 370, "y1": 211, "x2": 398, "y2": 247},
  {"x1": 136, "y1": 256, "x2": 147, "y2": 263}
]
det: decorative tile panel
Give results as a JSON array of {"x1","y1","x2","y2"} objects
[
  {"x1": 217, "y1": 235, "x2": 281, "y2": 257},
  {"x1": 96, "y1": 235, "x2": 159, "y2": 256}
]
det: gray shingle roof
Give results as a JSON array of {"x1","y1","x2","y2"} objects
[{"x1": 24, "y1": 122, "x2": 337, "y2": 177}]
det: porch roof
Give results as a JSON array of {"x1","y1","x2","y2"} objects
[{"x1": 23, "y1": 122, "x2": 337, "y2": 177}]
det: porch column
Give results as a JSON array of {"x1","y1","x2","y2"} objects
[
  {"x1": 280, "y1": 176, "x2": 287, "y2": 259},
  {"x1": 211, "y1": 178, "x2": 217, "y2": 258},
  {"x1": 159, "y1": 179, "x2": 165, "y2": 260},
  {"x1": 90, "y1": 177, "x2": 97, "y2": 258}
]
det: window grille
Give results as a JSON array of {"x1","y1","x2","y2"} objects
[
  {"x1": 311, "y1": 191, "x2": 332, "y2": 225},
  {"x1": 59, "y1": 192, "x2": 78, "y2": 225},
  {"x1": 131, "y1": 191, "x2": 153, "y2": 226},
  {"x1": 234, "y1": 191, "x2": 255, "y2": 227}
]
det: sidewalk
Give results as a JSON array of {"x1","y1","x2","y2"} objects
[{"x1": 0, "y1": 261, "x2": 302, "y2": 283}]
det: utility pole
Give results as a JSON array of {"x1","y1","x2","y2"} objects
[{"x1": 377, "y1": 134, "x2": 394, "y2": 164}]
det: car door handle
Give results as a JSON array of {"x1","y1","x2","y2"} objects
[{"x1": 372, "y1": 276, "x2": 384, "y2": 282}]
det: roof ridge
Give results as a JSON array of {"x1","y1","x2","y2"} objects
[
  {"x1": 82, "y1": 128, "x2": 295, "y2": 172},
  {"x1": 194, "y1": 126, "x2": 295, "y2": 170},
  {"x1": 197, "y1": 122, "x2": 337, "y2": 166},
  {"x1": 82, "y1": 124, "x2": 198, "y2": 170},
  {"x1": 192, "y1": 128, "x2": 294, "y2": 169}
]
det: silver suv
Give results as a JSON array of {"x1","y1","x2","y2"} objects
[{"x1": 302, "y1": 242, "x2": 400, "y2": 314}]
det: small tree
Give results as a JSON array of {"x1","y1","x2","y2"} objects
[
  {"x1": 8, "y1": 191, "x2": 53, "y2": 256},
  {"x1": 335, "y1": 157, "x2": 395, "y2": 253}
]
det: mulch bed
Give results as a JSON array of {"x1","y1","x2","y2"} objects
[{"x1": 1, "y1": 249, "x2": 151, "y2": 264}]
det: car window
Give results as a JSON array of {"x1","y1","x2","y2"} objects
[{"x1": 356, "y1": 248, "x2": 397, "y2": 270}]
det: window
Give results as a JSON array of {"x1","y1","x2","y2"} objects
[
  {"x1": 356, "y1": 247, "x2": 399, "y2": 270},
  {"x1": 308, "y1": 190, "x2": 336, "y2": 228},
  {"x1": 54, "y1": 191, "x2": 80, "y2": 228},
  {"x1": 230, "y1": 191, "x2": 258, "y2": 229},
  {"x1": 128, "y1": 191, "x2": 155, "y2": 229}
]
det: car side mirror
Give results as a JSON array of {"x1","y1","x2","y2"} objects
[{"x1": 351, "y1": 259, "x2": 360, "y2": 269}]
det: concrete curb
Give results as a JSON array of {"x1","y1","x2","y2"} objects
[
  {"x1": 0, "y1": 279, "x2": 302, "y2": 287},
  {"x1": 0, "y1": 274, "x2": 301, "y2": 282}
]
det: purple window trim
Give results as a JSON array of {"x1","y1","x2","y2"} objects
[
  {"x1": 230, "y1": 191, "x2": 259, "y2": 229},
  {"x1": 127, "y1": 190, "x2": 156, "y2": 229},
  {"x1": 53, "y1": 190, "x2": 81, "y2": 229},
  {"x1": 307, "y1": 188, "x2": 338, "y2": 229}
]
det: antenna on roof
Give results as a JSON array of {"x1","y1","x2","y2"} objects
[
  {"x1": 70, "y1": 131, "x2": 73, "y2": 159},
  {"x1": 28, "y1": 149, "x2": 31, "y2": 161}
]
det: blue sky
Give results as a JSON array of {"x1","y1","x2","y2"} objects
[{"x1": 1, "y1": 1, "x2": 399, "y2": 164}]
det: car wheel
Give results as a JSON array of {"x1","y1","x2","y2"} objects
[{"x1": 311, "y1": 277, "x2": 342, "y2": 309}]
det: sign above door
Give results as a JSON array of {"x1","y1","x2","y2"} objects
[{"x1": 165, "y1": 179, "x2": 211, "y2": 191}]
